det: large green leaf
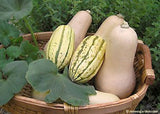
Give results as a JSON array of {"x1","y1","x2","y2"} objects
[
  {"x1": 0, "y1": 21, "x2": 20, "y2": 46},
  {"x1": 0, "y1": 0, "x2": 33, "y2": 20},
  {"x1": 26, "y1": 59, "x2": 96, "y2": 106},
  {"x1": 0, "y1": 61, "x2": 28, "y2": 106}
]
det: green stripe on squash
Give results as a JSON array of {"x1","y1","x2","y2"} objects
[
  {"x1": 69, "y1": 37, "x2": 90, "y2": 78},
  {"x1": 58, "y1": 27, "x2": 74, "y2": 69},
  {"x1": 76, "y1": 57, "x2": 104, "y2": 83},
  {"x1": 75, "y1": 40, "x2": 105, "y2": 81},
  {"x1": 55, "y1": 26, "x2": 65, "y2": 65},
  {"x1": 71, "y1": 36, "x2": 98, "y2": 79}
]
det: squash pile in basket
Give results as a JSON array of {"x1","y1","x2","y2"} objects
[{"x1": 33, "y1": 10, "x2": 138, "y2": 105}]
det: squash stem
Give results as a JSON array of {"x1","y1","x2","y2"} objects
[
  {"x1": 121, "y1": 21, "x2": 129, "y2": 28},
  {"x1": 117, "y1": 13, "x2": 124, "y2": 19},
  {"x1": 23, "y1": 17, "x2": 38, "y2": 47},
  {"x1": 86, "y1": 10, "x2": 91, "y2": 14}
]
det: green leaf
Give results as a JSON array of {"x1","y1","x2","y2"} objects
[
  {"x1": 26, "y1": 59, "x2": 96, "y2": 106},
  {"x1": 0, "y1": 61, "x2": 28, "y2": 106},
  {"x1": 0, "y1": 21, "x2": 20, "y2": 46},
  {"x1": 0, "y1": 0, "x2": 33, "y2": 20},
  {"x1": 20, "y1": 40, "x2": 40, "y2": 62},
  {"x1": 0, "y1": 48, "x2": 14, "y2": 70},
  {"x1": 6, "y1": 46, "x2": 22, "y2": 59},
  {"x1": 0, "y1": 59, "x2": 13, "y2": 71},
  {"x1": 0, "y1": 72, "x2": 2, "y2": 79},
  {"x1": 63, "y1": 66, "x2": 69, "y2": 77},
  {"x1": 10, "y1": 36, "x2": 23, "y2": 46},
  {"x1": 157, "y1": 103, "x2": 160, "y2": 110},
  {"x1": 0, "y1": 48, "x2": 6, "y2": 60}
]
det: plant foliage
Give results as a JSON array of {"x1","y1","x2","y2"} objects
[
  {"x1": 0, "y1": 61, "x2": 28, "y2": 106},
  {"x1": 0, "y1": 0, "x2": 33, "y2": 20},
  {"x1": 26, "y1": 59, "x2": 96, "y2": 106},
  {"x1": 0, "y1": 21, "x2": 20, "y2": 46}
]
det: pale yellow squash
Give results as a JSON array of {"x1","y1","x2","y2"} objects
[
  {"x1": 89, "y1": 91, "x2": 120, "y2": 105},
  {"x1": 32, "y1": 89, "x2": 49, "y2": 101}
]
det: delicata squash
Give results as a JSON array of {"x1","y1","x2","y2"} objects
[
  {"x1": 69, "y1": 35, "x2": 106, "y2": 83},
  {"x1": 46, "y1": 25, "x2": 74, "y2": 70}
]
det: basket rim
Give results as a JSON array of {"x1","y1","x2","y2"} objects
[{"x1": 12, "y1": 84, "x2": 148, "y2": 110}]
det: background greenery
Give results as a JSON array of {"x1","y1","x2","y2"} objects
[{"x1": 11, "y1": 0, "x2": 160, "y2": 111}]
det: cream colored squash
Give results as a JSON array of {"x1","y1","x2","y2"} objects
[
  {"x1": 68, "y1": 10, "x2": 92, "y2": 50},
  {"x1": 95, "y1": 21, "x2": 138, "y2": 99},
  {"x1": 32, "y1": 89, "x2": 49, "y2": 101},
  {"x1": 89, "y1": 91, "x2": 120, "y2": 105}
]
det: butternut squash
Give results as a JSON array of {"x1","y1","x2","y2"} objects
[
  {"x1": 95, "y1": 14, "x2": 124, "y2": 40},
  {"x1": 95, "y1": 21, "x2": 138, "y2": 99},
  {"x1": 68, "y1": 10, "x2": 92, "y2": 49}
]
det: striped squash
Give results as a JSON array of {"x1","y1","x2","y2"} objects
[
  {"x1": 46, "y1": 25, "x2": 74, "y2": 70},
  {"x1": 69, "y1": 35, "x2": 106, "y2": 83}
]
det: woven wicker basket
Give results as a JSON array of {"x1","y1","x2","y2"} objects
[{"x1": 1, "y1": 32, "x2": 155, "y2": 114}]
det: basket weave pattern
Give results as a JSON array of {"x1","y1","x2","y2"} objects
[{"x1": 1, "y1": 32, "x2": 155, "y2": 114}]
